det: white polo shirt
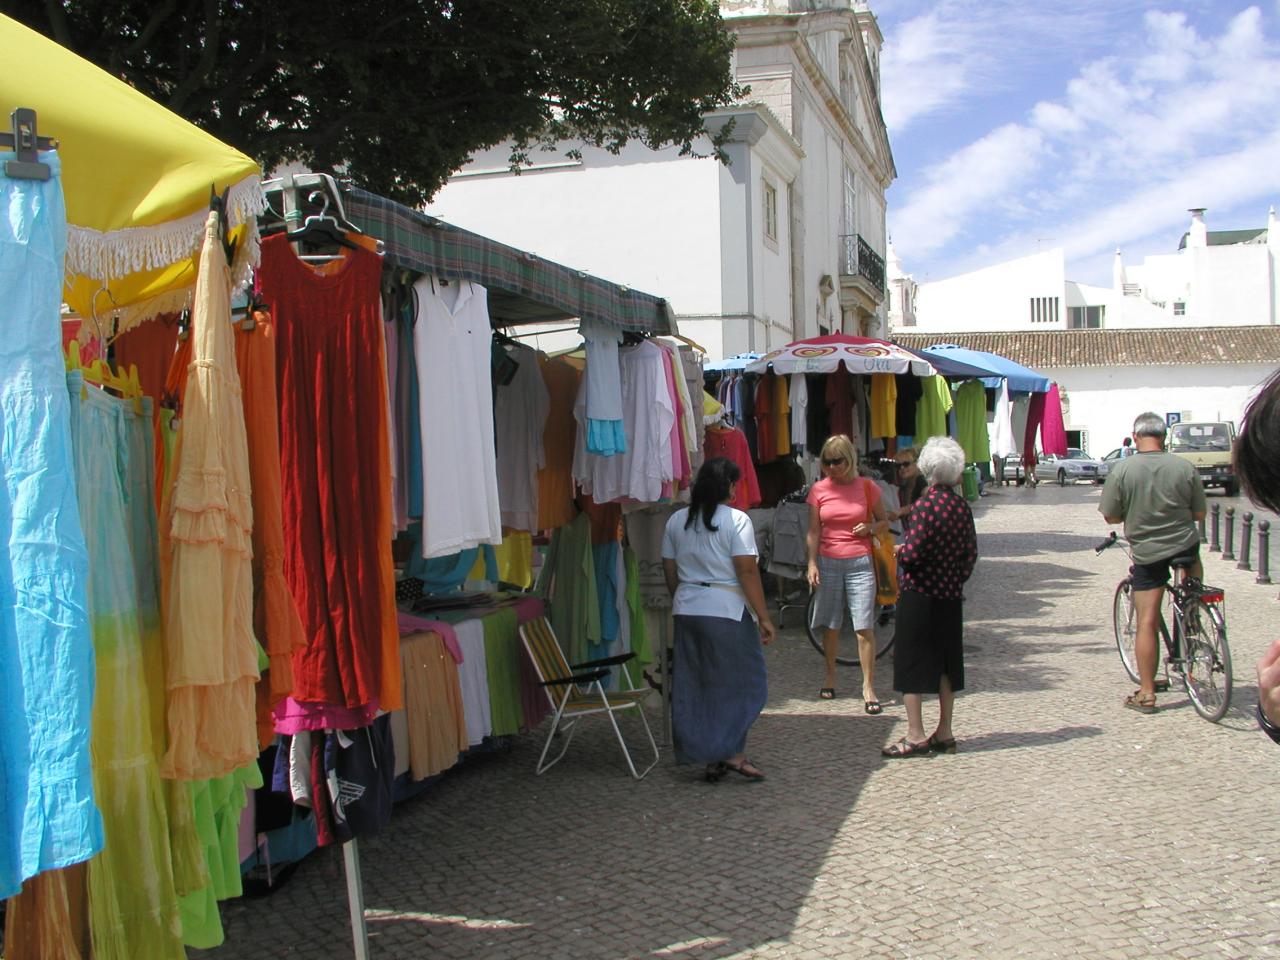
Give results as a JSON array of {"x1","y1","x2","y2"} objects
[{"x1": 661, "y1": 505, "x2": 758, "y2": 620}]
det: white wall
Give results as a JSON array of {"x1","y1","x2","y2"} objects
[
  {"x1": 912, "y1": 248, "x2": 1066, "y2": 332},
  {"x1": 1045, "y1": 363, "x2": 1276, "y2": 456},
  {"x1": 426, "y1": 141, "x2": 725, "y2": 319}
]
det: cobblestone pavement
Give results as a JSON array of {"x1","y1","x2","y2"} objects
[{"x1": 199, "y1": 485, "x2": 1280, "y2": 960}]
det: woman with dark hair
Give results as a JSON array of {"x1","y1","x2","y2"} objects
[
  {"x1": 1234, "y1": 370, "x2": 1280, "y2": 742},
  {"x1": 662, "y1": 457, "x2": 777, "y2": 782}
]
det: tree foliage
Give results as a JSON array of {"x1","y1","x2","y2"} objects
[{"x1": 7, "y1": 0, "x2": 741, "y2": 205}]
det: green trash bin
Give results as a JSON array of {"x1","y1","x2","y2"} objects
[{"x1": 961, "y1": 465, "x2": 980, "y2": 502}]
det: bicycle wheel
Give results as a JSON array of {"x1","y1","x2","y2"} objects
[
  {"x1": 1112, "y1": 580, "x2": 1139, "y2": 684},
  {"x1": 1181, "y1": 599, "x2": 1232, "y2": 722},
  {"x1": 804, "y1": 591, "x2": 893, "y2": 667}
]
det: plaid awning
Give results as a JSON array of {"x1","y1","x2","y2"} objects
[{"x1": 343, "y1": 187, "x2": 675, "y2": 335}]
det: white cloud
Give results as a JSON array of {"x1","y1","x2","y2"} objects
[
  {"x1": 889, "y1": 4, "x2": 1280, "y2": 282},
  {"x1": 891, "y1": 124, "x2": 1045, "y2": 256},
  {"x1": 880, "y1": 0, "x2": 1132, "y2": 135}
]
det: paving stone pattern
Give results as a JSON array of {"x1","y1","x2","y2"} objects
[{"x1": 196, "y1": 485, "x2": 1280, "y2": 959}]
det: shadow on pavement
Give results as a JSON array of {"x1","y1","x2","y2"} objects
[
  {"x1": 976, "y1": 531, "x2": 1116, "y2": 559},
  {"x1": 947, "y1": 724, "x2": 1103, "y2": 753},
  {"x1": 206, "y1": 701, "x2": 882, "y2": 960}
]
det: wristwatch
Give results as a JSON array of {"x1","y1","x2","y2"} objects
[{"x1": 1257, "y1": 703, "x2": 1280, "y2": 745}]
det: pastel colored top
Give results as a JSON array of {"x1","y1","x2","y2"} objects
[
  {"x1": 661, "y1": 505, "x2": 758, "y2": 621},
  {"x1": 807, "y1": 476, "x2": 882, "y2": 559}
]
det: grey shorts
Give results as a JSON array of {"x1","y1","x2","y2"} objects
[{"x1": 811, "y1": 554, "x2": 876, "y2": 632}]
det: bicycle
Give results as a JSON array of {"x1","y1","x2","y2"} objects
[
  {"x1": 803, "y1": 591, "x2": 895, "y2": 666},
  {"x1": 1095, "y1": 531, "x2": 1232, "y2": 722}
]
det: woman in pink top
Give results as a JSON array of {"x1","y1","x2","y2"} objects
[{"x1": 806, "y1": 435, "x2": 890, "y2": 710}]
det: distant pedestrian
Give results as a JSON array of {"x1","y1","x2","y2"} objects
[
  {"x1": 1121, "y1": 436, "x2": 1135, "y2": 458},
  {"x1": 662, "y1": 457, "x2": 776, "y2": 782},
  {"x1": 806, "y1": 435, "x2": 890, "y2": 710},
  {"x1": 882, "y1": 437, "x2": 978, "y2": 758},
  {"x1": 893, "y1": 446, "x2": 927, "y2": 527}
]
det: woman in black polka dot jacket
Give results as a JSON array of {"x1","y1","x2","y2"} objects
[{"x1": 882, "y1": 437, "x2": 978, "y2": 758}]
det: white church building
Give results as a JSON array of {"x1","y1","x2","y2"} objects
[
  {"x1": 425, "y1": 0, "x2": 895, "y2": 360},
  {"x1": 889, "y1": 208, "x2": 1280, "y2": 456}
]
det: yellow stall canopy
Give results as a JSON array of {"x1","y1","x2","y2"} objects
[{"x1": 1, "y1": 13, "x2": 263, "y2": 329}]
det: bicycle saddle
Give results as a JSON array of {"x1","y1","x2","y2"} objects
[{"x1": 1169, "y1": 557, "x2": 1198, "y2": 569}]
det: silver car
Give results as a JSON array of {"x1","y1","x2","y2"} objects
[{"x1": 1042, "y1": 448, "x2": 1105, "y2": 485}]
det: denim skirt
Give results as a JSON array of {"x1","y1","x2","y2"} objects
[
  {"x1": 672, "y1": 611, "x2": 767, "y2": 765},
  {"x1": 810, "y1": 554, "x2": 876, "y2": 631}
]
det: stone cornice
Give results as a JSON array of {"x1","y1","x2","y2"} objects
[
  {"x1": 730, "y1": 11, "x2": 895, "y2": 189},
  {"x1": 704, "y1": 103, "x2": 805, "y2": 181}
]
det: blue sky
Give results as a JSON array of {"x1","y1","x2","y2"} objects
[{"x1": 876, "y1": 0, "x2": 1280, "y2": 286}]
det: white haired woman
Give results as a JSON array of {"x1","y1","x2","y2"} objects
[
  {"x1": 806, "y1": 434, "x2": 890, "y2": 710},
  {"x1": 882, "y1": 436, "x2": 978, "y2": 758}
]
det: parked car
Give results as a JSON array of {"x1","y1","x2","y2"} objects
[
  {"x1": 999, "y1": 457, "x2": 1025, "y2": 483},
  {"x1": 1041, "y1": 448, "x2": 1105, "y2": 485},
  {"x1": 1098, "y1": 448, "x2": 1124, "y2": 479}
]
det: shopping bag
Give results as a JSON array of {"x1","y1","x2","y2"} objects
[{"x1": 872, "y1": 529, "x2": 898, "y2": 606}]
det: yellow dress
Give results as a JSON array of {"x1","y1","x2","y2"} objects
[{"x1": 160, "y1": 212, "x2": 259, "y2": 780}]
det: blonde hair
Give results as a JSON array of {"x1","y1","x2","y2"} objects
[{"x1": 819, "y1": 435, "x2": 857, "y2": 477}]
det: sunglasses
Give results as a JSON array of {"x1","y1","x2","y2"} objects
[
  {"x1": 822, "y1": 457, "x2": 847, "y2": 467},
  {"x1": 896, "y1": 460, "x2": 915, "y2": 467}
]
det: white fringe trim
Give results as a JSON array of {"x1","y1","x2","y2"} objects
[
  {"x1": 65, "y1": 175, "x2": 265, "y2": 282},
  {"x1": 78, "y1": 214, "x2": 262, "y2": 339}
]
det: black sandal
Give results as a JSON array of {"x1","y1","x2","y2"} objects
[
  {"x1": 704, "y1": 762, "x2": 728, "y2": 782},
  {"x1": 723, "y1": 759, "x2": 766, "y2": 781},
  {"x1": 881, "y1": 737, "x2": 932, "y2": 758},
  {"x1": 819, "y1": 687, "x2": 835, "y2": 700},
  {"x1": 928, "y1": 734, "x2": 957, "y2": 754},
  {"x1": 864, "y1": 699, "x2": 883, "y2": 715}
]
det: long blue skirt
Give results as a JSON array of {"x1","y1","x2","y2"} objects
[{"x1": 672, "y1": 611, "x2": 767, "y2": 765}]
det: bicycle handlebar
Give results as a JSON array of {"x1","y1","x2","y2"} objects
[{"x1": 1094, "y1": 531, "x2": 1119, "y2": 554}]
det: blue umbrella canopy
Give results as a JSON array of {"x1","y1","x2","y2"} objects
[
  {"x1": 922, "y1": 344, "x2": 1051, "y2": 393},
  {"x1": 900, "y1": 345, "x2": 996, "y2": 380}
]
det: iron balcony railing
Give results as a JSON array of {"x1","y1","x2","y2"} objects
[{"x1": 839, "y1": 234, "x2": 886, "y2": 293}]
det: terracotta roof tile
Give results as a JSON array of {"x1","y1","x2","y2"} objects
[{"x1": 892, "y1": 327, "x2": 1280, "y2": 368}]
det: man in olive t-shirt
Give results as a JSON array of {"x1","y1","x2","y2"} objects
[{"x1": 1100, "y1": 412, "x2": 1207, "y2": 713}]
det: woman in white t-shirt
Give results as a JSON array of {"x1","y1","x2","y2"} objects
[{"x1": 661, "y1": 458, "x2": 777, "y2": 782}]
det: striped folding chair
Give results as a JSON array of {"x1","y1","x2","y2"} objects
[{"x1": 518, "y1": 617, "x2": 659, "y2": 779}]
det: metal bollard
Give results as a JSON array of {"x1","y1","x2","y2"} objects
[
  {"x1": 1238, "y1": 512, "x2": 1253, "y2": 571},
  {"x1": 1198, "y1": 514, "x2": 1207, "y2": 544},
  {"x1": 1258, "y1": 520, "x2": 1272, "y2": 585},
  {"x1": 1210, "y1": 502, "x2": 1221, "y2": 552},
  {"x1": 1223, "y1": 507, "x2": 1236, "y2": 562}
]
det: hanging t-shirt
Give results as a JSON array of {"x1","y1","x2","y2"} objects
[
  {"x1": 953, "y1": 379, "x2": 991, "y2": 463},
  {"x1": 580, "y1": 318, "x2": 626, "y2": 455},
  {"x1": 788, "y1": 374, "x2": 809, "y2": 453},
  {"x1": 772, "y1": 373, "x2": 791, "y2": 457},
  {"x1": 870, "y1": 373, "x2": 897, "y2": 439},
  {"x1": 537, "y1": 357, "x2": 581, "y2": 531},
  {"x1": 806, "y1": 476, "x2": 882, "y2": 559},
  {"x1": 1041, "y1": 384, "x2": 1068, "y2": 456},
  {"x1": 702, "y1": 426, "x2": 762, "y2": 510},
  {"x1": 991, "y1": 382, "x2": 1017, "y2": 459},
  {"x1": 826, "y1": 364, "x2": 855, "y2": 438},
  {"x1": 754, "y1": 375, "x2": 775, "y2": 464},
  {"x1": 915, "y1": 375, "x2": 953, "y2": 440},
  {"x1": 414, "y1": 277, "x2": 503, "y2": 557},
  {"x1": 495, "y1": 342, "x2": 550, "y2": 532},
  {"x1": 573, "y1": 339, "x2": 674, "y2": 504},
  {"x1": 895, "y1": 373, "x2": 923, "y2": 445}
]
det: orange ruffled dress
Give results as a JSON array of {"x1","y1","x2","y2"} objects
[{"x1": 159, "y1": 212, "x2": 260, "y2": 780}]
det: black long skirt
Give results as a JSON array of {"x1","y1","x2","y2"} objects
[{"x1": 892, "y1": 588, "x2": 965, "y2": 694}]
